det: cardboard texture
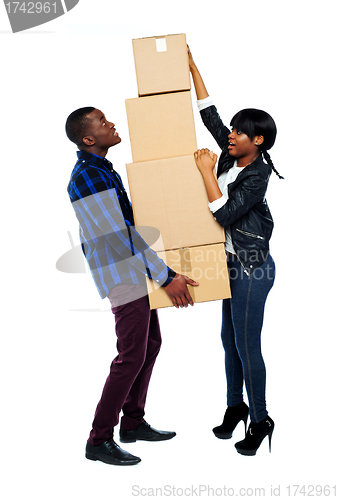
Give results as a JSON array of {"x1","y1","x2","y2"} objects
[
  {"x1": 132, "y1": 34, "x2": 191, "y2": 96},
  {"x1": 126, "y1": 155, "x2": 225, "y2": 252},
  {"x1": 146, "y1": 243, "x2": 231, "y2": 309},
  {"x1": 125, "y1": 91, "x2": 197, "y2": 163},
  {"x1": 125, "y1": 32, "x2": 231, "y2": 308}
]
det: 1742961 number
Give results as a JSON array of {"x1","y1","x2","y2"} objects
[
  {"x1": 5, "y1": 2, "x2": 57, "y2": 13},
  {"x1": 286, "y1": 485, "x2": 337, "y2": 496}
]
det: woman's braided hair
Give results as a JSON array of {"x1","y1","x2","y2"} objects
[
  {"x1": 230, "y1": 108, "x2": 284, "y2": 179},
  {"x1": 262, "y1": 149, "x2": 284, "y2": 179}
]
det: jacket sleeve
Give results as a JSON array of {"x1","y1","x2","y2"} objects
[
  {"x1": 200, "y1": 105, "x2": 231, "y2": 150},
  {"x1": 213, "y1": 168, "x2": 269, "y2": 228},
  {"x1": 70, "y1": 167, "x2": 176, "y2": 286}
]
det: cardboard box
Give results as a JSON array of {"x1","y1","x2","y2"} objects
[
  {"x1": 132, "y1": 34, "x2": 191, "y2": 96},
  {"x1": 146, "y1": 243, "x2": 231, "y2": 309},
  {"x1": 125, "y1": 91, "x2": 197, "y2": 163},
  {"x1": 126, "y1": 155, "x2": 225, "y2": 252}
]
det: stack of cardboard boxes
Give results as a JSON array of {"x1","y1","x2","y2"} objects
[{"x1": 125, "y1": 34, "x2": 231, "y2": 308}]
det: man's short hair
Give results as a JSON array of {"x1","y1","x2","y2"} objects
[{"x1": 65, "y1": 107, "x2": 95, "y2": 146}]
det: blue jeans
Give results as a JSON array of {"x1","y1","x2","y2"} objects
[{"x1": 221, "y1": 254, "x2": 275, "y2": 423}]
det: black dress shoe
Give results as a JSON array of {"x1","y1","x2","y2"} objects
[
  {"x1": 213, "y1": 402, "x2": 249, "y2": 439},
  {"x1": 235, "y1": 415, "x2": 274, "y2": 456},
  {"x1": 120, "y1": 422, "x2": 176, "y2": 443},
  {"x1": 85, "y1": 439, "x2": 141, "y2": 465}
]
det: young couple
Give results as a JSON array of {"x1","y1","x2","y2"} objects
[{"x1": 65, "y1": 46, "x2": 282, "y2": 465}]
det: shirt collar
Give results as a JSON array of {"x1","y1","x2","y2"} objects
[{"x1": 77, "y1": 150, "x2": 114, "y2": 172}]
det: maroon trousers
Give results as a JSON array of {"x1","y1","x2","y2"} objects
[{"x1": 88, "y1": 284, "x2": 162, "y2": 446}]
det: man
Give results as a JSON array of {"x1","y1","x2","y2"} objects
[{"x1": 66, "y1": 107, "x2": 198, "y2": 466}]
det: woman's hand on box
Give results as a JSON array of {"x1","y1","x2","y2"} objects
[
  {"x1": 194, "y1": 149, "x2": 223, "y2": 203},
  {"x1": 194, "y1": 148, "x2": 218, "y2": 175},
  {"x1": 187, "y1": 45, "x2": 195, "y2": 71}
]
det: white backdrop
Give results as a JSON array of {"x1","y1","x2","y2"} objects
[{"x1": 1, "y1": 0, "x2": 338, "y2": 498}]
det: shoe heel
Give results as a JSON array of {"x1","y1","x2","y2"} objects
[
  {"x1": 85, "y1": 452, "x2": 97, "y2": 461},
  {"x1": 243, "y1": 414, "x2": 248, "y2": 433},
  {"x1": 268, "y1": 430, "x2": 273, "y2": 453},
  {"x1": 120, "y1": 437, "x2": 136, "y2": 443}
]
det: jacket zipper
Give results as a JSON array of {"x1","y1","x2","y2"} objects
[
  {"x1": 230, "y1": 248, "x2": 250, "y2": 276},
  {"x1": 238, "y1": 257, "x2": 250, "y2": 276},
  {"x1": 236, "y1": 228, "x2": 265, "y2": 240}
]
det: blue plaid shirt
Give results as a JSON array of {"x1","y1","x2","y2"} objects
[{"x1": 67, "y1": 151, "x2": 175, "y2": 299}]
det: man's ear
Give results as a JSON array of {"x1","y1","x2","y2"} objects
[
  {"x1": 254, "y1": 135, "x2": 264, "y2": 147},
  {"x1": 82, "y1": 135, "x2": 95, "y2": 147}
]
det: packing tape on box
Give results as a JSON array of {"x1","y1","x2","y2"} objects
[{"x1": 156, "y1": 37, "x2": 167, "y2": 52}]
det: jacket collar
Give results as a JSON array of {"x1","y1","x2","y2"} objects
[{"x1": 218, "y1": 151, "x2": 265, "y2": 177}]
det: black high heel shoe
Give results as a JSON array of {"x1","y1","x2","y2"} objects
[
  {"x1": 235, "y1": 415, "x2": 274, "y2": 456},
  {"x1": 212, "y1": 402, "x2": 249, "y2": 439}
]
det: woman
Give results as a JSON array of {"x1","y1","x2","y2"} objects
[{"x1": 189, "y1": 47, "x2": 283, "y2": 456}]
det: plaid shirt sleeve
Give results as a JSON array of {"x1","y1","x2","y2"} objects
[{"x1": 69, "y1": 163, "x2": 176, "y2": 293}]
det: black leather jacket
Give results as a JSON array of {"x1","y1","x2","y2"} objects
[{"x1": 200, "y1": 105, "x2": 274, "y2": 275}]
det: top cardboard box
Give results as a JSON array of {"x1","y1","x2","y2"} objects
[{"x1": 132, "y1": 34, "x2": 191, "y2": 96}]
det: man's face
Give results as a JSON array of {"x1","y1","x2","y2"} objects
[{"x1": 84, "y1": 109, "x2": 121, "y2": 151}]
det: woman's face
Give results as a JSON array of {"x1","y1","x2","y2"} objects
[{"x1": 228, "y1": 128, "x2": 263, "y2": 165}]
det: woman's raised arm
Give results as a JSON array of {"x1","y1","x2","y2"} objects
[{"x1": 188, "y1": 46, "x2": 209, "y2": 100}]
